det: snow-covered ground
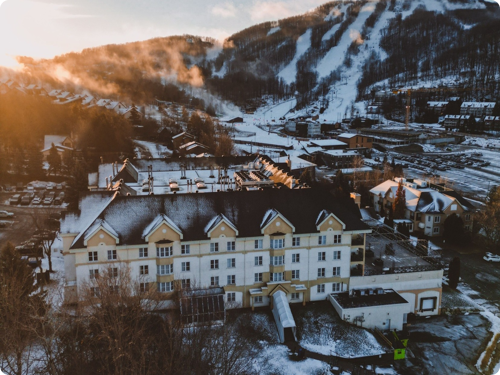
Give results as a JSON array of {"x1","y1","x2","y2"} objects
[{"x1": 134, "y1": 140, "x2": 172, "y2": 158}]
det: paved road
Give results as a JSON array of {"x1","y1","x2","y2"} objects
[{"x1": 441, "y1": 247, "x2": 500, "y2": 314}]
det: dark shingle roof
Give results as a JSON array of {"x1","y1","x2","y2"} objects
[{"x1": 71, "y1": 189, "x2": 369, "y2": 249}]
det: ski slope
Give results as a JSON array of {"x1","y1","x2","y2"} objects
[{"x1": 277, "y1": 29, "x2": 312, "y2": 85}]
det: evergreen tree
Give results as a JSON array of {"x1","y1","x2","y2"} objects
[
  {"x1": 25, "y1": 145, "x2": 44, "y2": 179},
  {"x1": 129, "y1": 105, "x2": 142, "y2": 125},
  {"x1": 0, "y1": 242, "x2": 47, "y2": 375},
  {"x1": 384, "y1": 205, "x2": 394, "y2": 228},
  {"x1": 443, "y1": 213, "x2": 465, "y2": 245},
  {"x1": 393, "y1": 180, "x2": 406, "y2": 219},
  {"x1": 448, "y1": 256, "x2": 461, "y2": 289},
  {"x1": 47, "y1": 143, "x2": 62, "y2": 175},
  {"x1": 66, "y1": 161, "x2": 89, "y2": 210}
]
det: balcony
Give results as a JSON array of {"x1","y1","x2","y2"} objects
[
  {"x1": 351, "y1": 235, "x2": 364, "y2": 246},
  {"x1": 350, "y1": 250, "x2": 363, "y2": 262},
  {"x1": 350, "y1": 264, "x2": 363, "y2": 276}
]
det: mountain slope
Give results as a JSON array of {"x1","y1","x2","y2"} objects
[{"x1": 9, "y1": 0, "x2": 500, "y2": 118}]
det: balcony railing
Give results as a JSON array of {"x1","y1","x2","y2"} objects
[
  {"x1": 350, "y1": 251, "x2": 363, "y2": 262},
  {"x1": 351, "y1": 235, "x2": 364, "y2": 246}
]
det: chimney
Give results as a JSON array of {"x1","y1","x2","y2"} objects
[
  {"x1": 286, "y1": 154, "x2": 292, "y2": 170},
  {"x1": 350, "y1": 192, "x2": 361, "y2": 209}
]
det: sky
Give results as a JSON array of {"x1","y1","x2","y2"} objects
[{"x1": 0, "y1": 0, "x2": 328, "y2": 67}]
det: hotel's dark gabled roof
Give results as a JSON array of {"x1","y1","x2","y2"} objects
[{"x1": 71, "y1": 189, "x2": 369, "y2": 249}]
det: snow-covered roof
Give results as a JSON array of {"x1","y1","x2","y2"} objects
[
  {"x1": 309, "y1": 139, "x2": 347, "y2": 148},
  {"x1": 143, "y1": 214, "x2": 183, "y2": 239},
  {"x1": 338, "y1": 133, "x2": 357, "y2": 139},
  {"x1": 461, "y1": 102, "x2": 496, "y2": 109},
  {"x1": 272, "y1": 291, "x2": 295, "y2": 328},
  {"x1": 204, "y1": 214, "x2": 238, "y2": 236},
  {"x1": 44, "y1": 135, "x2": 67, "y2": 150},
  {"x1": 427, "y1": 101, "x2": 448, "y2": 107},
  {"x1": 84, "y1": 218, "x2": 119, "y2": 243}
]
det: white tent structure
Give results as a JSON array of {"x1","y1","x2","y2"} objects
[{"x1": 272, "y1": 291, "x2": 296, "y2": 343}]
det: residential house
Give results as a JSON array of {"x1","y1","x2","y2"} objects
[
  {"x1": 41, "y1": 135, "x2": 74, "y2": 160},
  {"x1": 370, "y1": 178, "x2": 474, "y2": 237},
  {"x1": 172, "y1": 132, "x2": 195, "y2": 150}
]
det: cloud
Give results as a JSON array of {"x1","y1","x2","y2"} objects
[
  {"x1": 211, "y1": 2, "x2": 237, "y2": 18},
  {"x1": 248, "y1": 0, "x2": 326, "y2": 23}
]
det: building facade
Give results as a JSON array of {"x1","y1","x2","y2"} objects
[{"x1": 61, "y1": 190, "x2": 371, "y2": 308}]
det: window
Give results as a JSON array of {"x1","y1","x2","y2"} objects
[
  {"x1": 158, "y1": 281, "x2": 173, "y2": 292},
  {"x1": 211, "y1": 276, "x2": 219, "y2": 286},
  {"x1": 157, "y1": 247, "x2": 173, "y2": 258},
  {"x1": 90, "y1": 287, "x2": 100, "y2": 297},
  {"x1": 318, "y1": 252, "x2": 326, "y2": 261},
  {"x1": 210, "y1": 259, "x2": 219, "y2": 269},
  {"x1": 227, "y1": 258, "x2": 236, "y2": 268},
  {"x1": 181, "y1": 279, "x2": 191, "y2": 289},
  {"x1": 318, "y1": 235, "x2": 326, "y2": 245},
  {"x1": 107, "y1": 250, "x2": 117, "y2": 260},
  {"x1": 270, "y1": 272, "x2": 284, "y2": 282},
  {"x1": 465, "y1": 225, "x2": 470, "y2": 231},
  {"x1": 427, "y1": 216, "x2": 431, "y2": 222},
  {"x1": 271, "y1": 238, "x2": 284, "y2": 249},
  {"x1": 227, "y1": 275, "x2": 236, "y2": 285},
  {"x1": 292, "y1": 237, "x2": 301, "y2": 247},
  {"x1": 181, "y1": 244, "x2": 190, "y2": 254},
  {"x1": 317, "y1": 284, "x2": 325, "y2": 293},
  {"x1": 270, "y1": 255, "x2": 284, "y2": 266},
  {"x1": 254, "y1": 239, "x2": 263, "y2": 249},
  {"x1": 333, "y1": 235, "x2": 341, "y2": 244},
  {"x1": 255, "y1": 256, "x2": 263, "y2": 266},
  {"x1": 291, "y1": 270, "x2": 300, "y2": 280},
  {"x1": 109, "y1": 285, "x2": 119, "y2": 294},
  {"x1": 157, "y1": 264, "x2": 173, "y2": 275},
  {"x1": 318, "y1": 268, "x2": 325, "y2": 278},
  {"x1": 420, "y1": 297, "x2": 437, "y2": 312},
  {"x1": 292, "y1": 253, "x2": 300, "y2": 263},
  {"x1": 451, "y1": 204, "x2": 457, "y2": 211},
  {"x1": 89, "y1": 269, "x2": 99, "y2": 280},
  {"x1": 332, "y1": 283, "x2": 342, "y2": 292},
  {"x1": 139, "y1": 265, "x2": 149, "y2": 275},
  {"x1": 255, "y1": 273, "x2": 263, "y2": 282},
  {"x1": 139, "y1": 282, "x2": 149, "y2": 293},
  {"x1": 332, "y1": 267, "x2": 340, "y2": 276},
  {"x1": 433, "y1": 227, "x2": 440, "y2": 234},
  {"x1": 139, "y1": 247, "x2": 148, "y2": 258},
  {"x1": 110, "y1": 267, "x2": 118, "y2": 278},
  {"x1": 333, "y1": 250, "x2": 341, "y2": 260},
  {"x1": 291, "y1": 293, "x2": 300, "y2": 300},
  {"x1": 181, "y1": 262, "x2": 190, "y2": 272},
  {"x1": 88, "y1": 251, "x2": 98, "y2": 262},
  {"x1": 465, "y1": 214, "x2": 471, "y2": 221},
  {"x1": 434, "y1": 216, "x2": 441, "y2": 223},
  {"x1": 227, "y1": 292, "x2": 236, "y2": 302},
  {"x1": 254, "y1": 296, "x2": 263, "y2": 303},
  {"x1": 210, "y1": 243, "x2": 219, "y2": 253},
  {"x1": 227, "y1": 241, "x2": 235, "y2": 251}
]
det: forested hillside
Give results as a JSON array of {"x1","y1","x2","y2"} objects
[{"x1": 7, "y1": 0, "x2": 500, "y2": 115}]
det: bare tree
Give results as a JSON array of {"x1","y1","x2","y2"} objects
[{"x1": 30, "y1": 208, "x2": 59, "y2": 273}]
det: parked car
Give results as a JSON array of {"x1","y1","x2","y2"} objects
[
  {"x1": 0, "y1": 210, "x2": 14, "y2": 218},
  {"x1": 32, "y1": 196, "x2": 42, "y2": 205},
  {"x1": 483, "y1": 253, "x2": 500, "y2": 262},
  {"x1": 43, "y1": 196, "x2": 53, "y2": 205},
  {"x1": 9, "y1": 194, "x2": 21, "y2": 205}
]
